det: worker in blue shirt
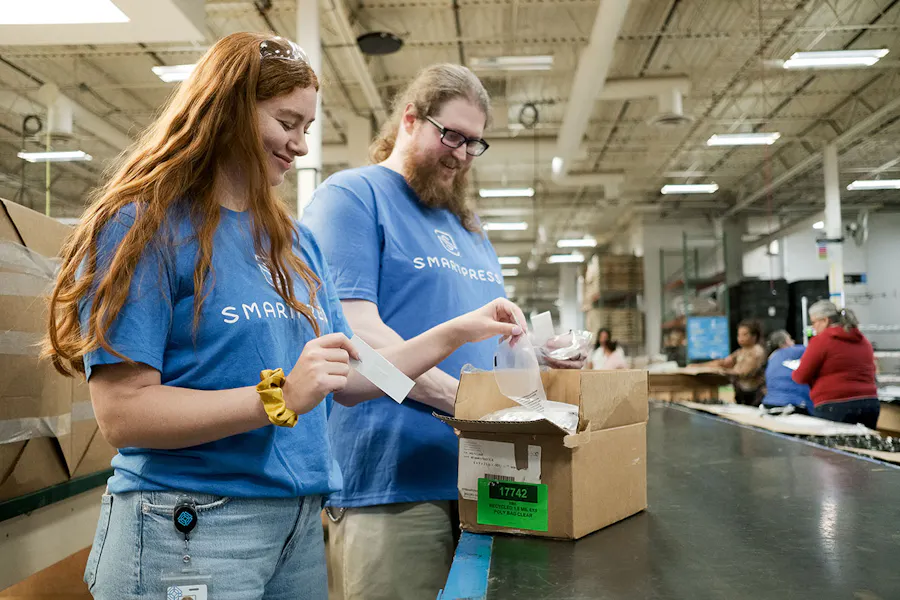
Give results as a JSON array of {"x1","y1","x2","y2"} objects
[{"x1": 762, "y1": 330, "x2": 812, "y2": 414}]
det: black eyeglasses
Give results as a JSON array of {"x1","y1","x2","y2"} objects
[{"x1": 424, "y1": 116, "x2": 489, "y2": 157}]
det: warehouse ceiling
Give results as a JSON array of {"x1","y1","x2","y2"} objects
[{"x1": 2, "y1": 0, "x2": 900, "y2": 310}]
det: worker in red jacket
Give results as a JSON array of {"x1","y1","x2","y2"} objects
[{"x1": 792, "y1": 300, "x2": 878, "y2": 428}]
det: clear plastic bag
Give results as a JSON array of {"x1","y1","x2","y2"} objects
[
  {"x1": 493, "y1": 334, "x2": 547, "y2": 412},
  {"x1": 537, "y1": 330, "x2": 593, "y2": 362},
  {"x1": 481, "y1": 401, "x2": 580, "y2": 435}
]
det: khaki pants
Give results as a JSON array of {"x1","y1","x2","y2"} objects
[{"x1": 327, "y1": 501, "x2": 456, "y2": 600}]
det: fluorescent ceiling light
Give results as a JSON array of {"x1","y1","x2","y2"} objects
[
  {"x1": 0, "y1": 0, "x2": 129, "y2": 24},
  {"x1": 846, "y1": 179, "x2": 900, "y2": 191},
  {"x1": 483, "y1": 222, "x2": 528, "y2": 231},
  {"x1": 557, "y1": 237, "x2": 597, "y2": 248},
  {"x1": 18, "y1": 150, "x2": 92, "y2": 163},
  {"x1": 547, "y1": 253, "x2": 585, "y2": 264},
  {"x1": 498, "y1": 256, "x2": 522, "y2": 265},
  {"x1": 501, "y1": 269, "x2": 520, "y2": 277},
  {"x1": 479, "y1": 187, "x2": 534, "y2": 198},
  {"x1": 707, "y1": 133, "x2": 781, "y2": 146},
  {"x1": 551, "y1": 157, "x2": 564, "y2": 175},
  {"x1": 812, "y1": 221, "x2": 825, "y2": 230},
  {"x1": 470, "y1": 55, "x2": 553, "y2": 71},
  {"x1": 661, "y1": 183, "x2": 719, "y2": 194},
  {"x1": 783, "y1": 49, "x2": 888, "y2": 69},
  {"x1": 152, "y1": 64, "x2": 197, "y2": 83}
]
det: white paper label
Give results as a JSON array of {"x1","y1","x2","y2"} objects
[
  {"x1": 349, "y1": 335, "x2": 415, "y2": 403},
  {"x1": 458, "y1": 439, "x2": 541, "y2": 500},
  {"x1": 531, "y1": 311, "x2": 555, "y2": 346}
]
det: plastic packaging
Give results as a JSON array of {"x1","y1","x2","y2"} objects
[
  {"x1": 481, "y1": 401, "x2": 580, "y2": 435},
  {"x1": 537, "y1": 330, "x2": 593, "y2": 362},
  {"x1": 493, "y1": 334, "x2": 547, "y2": 412}
]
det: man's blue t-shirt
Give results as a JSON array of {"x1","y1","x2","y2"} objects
[
  {"x1": 763, "y1": 345, "x2": 812, "y2": 410},
  {"x1": 83, "y1": 203, "x2": 352, "y2": 498},
  {"x1": 302, "y1": 165, "x2": 505, "y2": 507}
]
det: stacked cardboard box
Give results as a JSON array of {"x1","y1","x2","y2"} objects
[
  {"x1": 440, "y1": 370, "x2": 648, "y2": 540},
  {"x1": 583, "y1": 255, "x2": 644, "y2": 311},
  {"x1": 0, "y1": 199, "x2": 116, "y2": 500},
  {"x1": 586, "y1": 308, "x2": 644, "y2": 346}
]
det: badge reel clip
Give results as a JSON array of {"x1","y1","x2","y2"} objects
[{"x1": 162, "y1": 497, "x2": 211, "y2": 600}]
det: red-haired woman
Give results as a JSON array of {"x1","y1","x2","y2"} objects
[{"x1": 44, "y1": 33, "x2": 524, "y2": 600}]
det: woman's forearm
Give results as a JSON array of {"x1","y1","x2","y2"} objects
[
  {"x1": 93, "y1": 378, "x2": 270, "y2": 450},
  {"x1": 336, "y1": 320, "x2": 463, "y2": 406}
]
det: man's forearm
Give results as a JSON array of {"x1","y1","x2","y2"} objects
[{"x1": 350, "y1": 319, "x2": 458, "y2": 414}]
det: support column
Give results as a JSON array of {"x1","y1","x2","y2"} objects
[
  {"x1": 721, "y1": 215, "x2": 746, "y2": 287},
  {"x1": 558, "y1": 264, "x2": 581, "y2": 332},
  {"x1": 823, "y1": 144, "x2": 845, "y2": 307},
  {"x1": 295, "y1": 0, "x2": 322, "y2": 217},
  {"x1": 345, "y1": 113, "x2": 371, "y2": 167}
]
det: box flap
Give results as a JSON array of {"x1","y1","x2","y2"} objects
[
  {"x1": 579, "y1": 370, "x2": 649, "y2": 430},
  {"x1": 437, "y1": 413, "x2": 568, "y2": 436},
  {"x1": 0, "y1": 199, "x2": 72, "y2": 257}
]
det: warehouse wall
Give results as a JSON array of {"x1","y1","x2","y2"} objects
[
  {"x1": 638, "y1": 219, "x2": 715, "y2": 355},
  {"x1": 741, "y1": 211, "x2": 900, "y2": 348}
]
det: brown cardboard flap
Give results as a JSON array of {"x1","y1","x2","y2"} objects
[
  {"x1": 436, "y1": 413, "x2": 567, "y2": 436},
  {"x1": 0, "y1": 438, "x2": 69, "y2": 501},
  {"x1": 0, "y1": 199, "x2": 72, "y2": 256},
  {"x1": 579, "y1": 370, "x2": 649, "y2": 430}
]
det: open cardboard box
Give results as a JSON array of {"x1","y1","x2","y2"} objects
[
  {"x1": 649, "y1": 371, "x2": 731, "y2": 403},
  {"x1": 438, "y1": 369, "x2": 648, "y2": 540},
  {"x1": 0, "y1": 199, "x2": 116, "y2": 500}
]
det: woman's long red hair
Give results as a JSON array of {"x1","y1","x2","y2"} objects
[{"x1": 43, "y1": 32, "x2": 322, "y2": 377}]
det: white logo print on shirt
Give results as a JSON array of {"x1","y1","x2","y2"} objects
[
  {"x1": 218, "y1": 255, "x2": 330, "y2": 327},
  {"x1": 434, "y1": 230, "x2": 461, "y2": 257},
  {"x1": 255, "y1": 254, "x2": 275, "y2": 286}
]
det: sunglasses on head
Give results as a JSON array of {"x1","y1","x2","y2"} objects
[{"x1": 259, "y1": 37, "x2": 309, "y2": 63}]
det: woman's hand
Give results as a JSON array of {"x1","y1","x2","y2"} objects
[
  {"x1": 451, "y1": 298, "x2": 526, "y2": 345},
  {"x1": 284, "y1": 333, "x2": 360, "y2": 414}
]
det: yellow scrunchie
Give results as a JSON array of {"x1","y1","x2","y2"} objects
[{"x1": 257, "y1": 368, "x2": 298, "y2": 427}]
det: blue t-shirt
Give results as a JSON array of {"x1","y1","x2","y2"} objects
[
  {"x1": 763, "y1": 346, "x2": 812, "y2": 410},
  {"x1": 83, "y1": 203, "x2": 352, "y2": 498},
  {"x1": 302, "y1": 165, "x2": 505, "y2": 507}
]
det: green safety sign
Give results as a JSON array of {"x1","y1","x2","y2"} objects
[{"x1": 476, "y1": 479, "x2": 548, "y2": 532}]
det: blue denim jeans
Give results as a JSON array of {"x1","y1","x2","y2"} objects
[
  {"x1": 84, "y1": 491, "x2": 326, "y2": 600},
  {"x1": 812, "y1": 398, "x2": 880, "y2": 430}
]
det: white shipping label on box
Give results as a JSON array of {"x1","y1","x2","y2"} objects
[{"x1": 458, "y1": 439, "x2": 541, "y2": 500}]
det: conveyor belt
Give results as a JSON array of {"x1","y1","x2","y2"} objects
[{"x1": 441, "y1": 403, "x2": 900, "y2": 599}]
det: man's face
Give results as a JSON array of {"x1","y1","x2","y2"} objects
[{"x1": 404, "y1": 98, "x2": 486, "y2": 209}]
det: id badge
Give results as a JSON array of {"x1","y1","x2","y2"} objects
[{"x1": 162, "y1": 569, "x2": 211, "y2": 600}]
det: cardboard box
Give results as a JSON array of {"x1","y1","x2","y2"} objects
[
  {"x1": 877, "y1": 401, "x2": 900, "y2": 436},
  {"x1": 439, "y1": 370, "x2": 648, "y2": 540},
  {"x1": 649, "y1": 372, "x2": 731, "y2": 404},
  {"x1": 0, "y1": 199, "x2": 116, "y2": 500}
]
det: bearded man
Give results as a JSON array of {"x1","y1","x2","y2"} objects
[{"x1": 302, "y1": 64, "x2": 501, "y2": 600}]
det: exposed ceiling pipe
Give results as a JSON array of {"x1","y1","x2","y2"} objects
[
  {"x1": 322, "y1": 0, "x2": 389, "y2": 125},
  {"x1": 0, "y1": 89, "x2": 132, "y2": 150},
  {"x1": 723, "y1": 94, "x2": 900, "y2": 218},
  {"x1": 600, "y1": 76, "x2": 692, "y2": 127},
  {"x1": 322, "y1": 137, "x2": 589, "y2": 166},
  {"x1": 552, "y1": 0, "x2": 631, "y2": 178},
  {"x1": 742, "y1": 212, "x2": 824, "y2": 253}
]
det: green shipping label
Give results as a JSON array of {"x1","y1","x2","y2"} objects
[{"x1": 476, "y1": 479, "x2": 548, "y2": 532}]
